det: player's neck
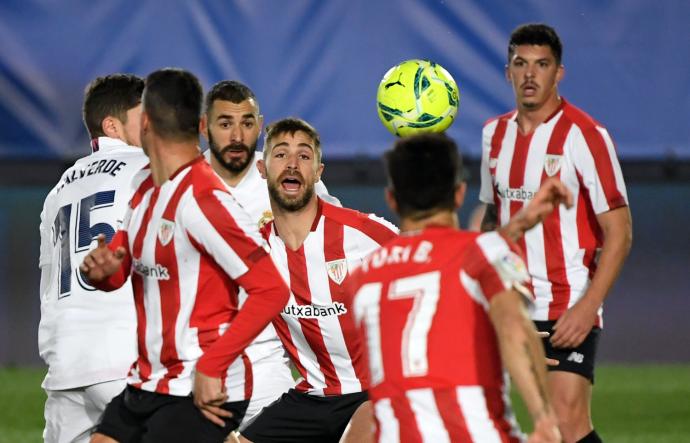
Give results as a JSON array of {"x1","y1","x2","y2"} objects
[
  {"x1": 271, "y1": 196, "x2": 319, "y2": 250},
  {"x1": 211, "y1": 153, "x2": 253, "y2": 188},
  {"x1": 399, "y1": 210, "x2": 459, "y2": 234},
  {"x1": 147, "y1": 137, "x2": 201, "y2": 186},
  {"x1": 515, "y1": 93, "x2": 562, "y2": 135}
]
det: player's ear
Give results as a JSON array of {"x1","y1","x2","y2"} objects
[
  {"x1": 257, "y1": 158, "x2": 268, "y2": 179},
  {"x1": 556, "y1": 64, "x2": 565, "y2": 84},
  {"x1": 316, "y1": 163, "x2": 324, "y2": 182},
  {"x1": 454, "y1": 182, "x2": 467, "y2": 210},
  {"x1": 384, "y1": 187, "x2": 398, "y2": 213},
  {"x1": 199, "y1": 114, "x2": 208, "y2": 141},
  {"x1": 504, "y1": 64, "x2": 511, "y2": 83},
  {"x1": 258, "y1": 114, "x2": 264, "y2": 132},
  {"x1": 101, "y1": 116, "x2": 119, "y2": 139}
]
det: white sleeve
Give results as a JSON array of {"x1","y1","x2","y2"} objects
[
  {"x1": 38, "y1": 193, "x2": 55, "y2": 269},
  {"x1": 570, "y1": 126, "x2": 629, "y2": 214},
  {"x1": 315, "y1": 179, "x2": 341, "y2": 207},
  {"x1": 479, "y1": 123, "x2": 496, "y2": 204}
]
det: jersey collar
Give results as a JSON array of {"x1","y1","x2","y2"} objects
[{"x1": 91, "y1": 136, "x2": 138, "y2": 154}]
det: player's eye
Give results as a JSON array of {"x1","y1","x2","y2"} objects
[
  {"x1": 299, "y1": 154, "x2": 311, "y2": 161},
  {"x1": 243, "y1": 122, "x2": 254, "y2": 129}
]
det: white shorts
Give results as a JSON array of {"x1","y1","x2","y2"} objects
[
  {"x1": 241, "y1": 345, "x2": 296, "y2": 426},
  {"x1": 43, "y1": 378, "x2": 126, "y2": 443}
]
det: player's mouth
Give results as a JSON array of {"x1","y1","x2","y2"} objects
[
  {"x1": 222, "y1": 144, "x2": 249, "y2": 159},
  {"x1": 521, "y1": 82, "x2": 538, "y2": 97},
  {"x1": 280, "y1": 176, "x2": 303, "y2": 194}
]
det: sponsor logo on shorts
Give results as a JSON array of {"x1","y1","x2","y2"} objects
[
  {"x1": 282, "y1": 302, "x2": 347, "y2": 318},
  {"x1": 567, "y1": 351, "x2": 584, "y2": 364},
  {"x1": 133, "y1": 259, "x2": 170, "y2": 280}
]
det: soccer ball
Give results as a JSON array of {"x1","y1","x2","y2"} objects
[{"x1": 377, "y1": 59, "x2": 460, "y2": 137}]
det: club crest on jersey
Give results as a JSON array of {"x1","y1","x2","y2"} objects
[
  {"x1": 158, "y1": 219, "x2": 175, "y2": 246},
  {"x1": 544, "y1": 154, "x2": 563, "y2": 177},
  {"x1": 258, "y1": 210, "x2": 273, "y2": 229},
  {"x1": 326, "y1": 259, "x2": 348, "y2": 285}
]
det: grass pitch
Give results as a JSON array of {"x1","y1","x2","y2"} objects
[{"x1": 1, "y1": 364, "x2": 689, "y2": 442}]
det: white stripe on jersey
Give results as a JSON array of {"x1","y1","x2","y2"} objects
[
  {"x1": 406, "y1": 388, "x2": 451, "y2": 443},
  {"x1": 353, "y1": 282, "x2": 384, "y2": 386},
  {"x1": 460, "y1": 271, "x2": 489, "y2": 311},
  {"x1": 375, "y1": 398, "x2": 400, "y2": 443},
  {"x1": 456, "y1": 386, "x2": 502, "y2": 443}
]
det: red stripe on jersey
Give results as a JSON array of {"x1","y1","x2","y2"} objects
[
  {"x1": 433, "y1": 388, "x2": 473, "y2": 442},
  {"x1": 130, "y1": 175, "x2": 154, "y2": 209},
  {"x1": 390, "y1": 396, "x2": 423, "y2": 443},
  {"x1": 463, "y1": 240, "x2": 507, "y2": 303},
  {"x1": 154, "y1": 174, "x2": 193, "y2": 393},
  {"x1": 195, "y1": 191, "x2": 265, "y2": 267},
  {"x1": 241, "y1": 352, "x2": 253, "y2": 399},
  {"x1": 564, "y1": 104, "x2": 626, "y2": 210},
  {"x1": 508, "y1": 131, "x2": 533, "y2": 255},
  {"x1": 272, "y1": 314, "x2": 310, "y2": 388},
  {"x1": 324, "y1": 217, "x2": 369, "y2": 388},
  {"x1": 484, "y1": 388, "x2": 521, "y2": 443},
  {"x1": 321, "y1": 200, "x2": 397, "y2": 246},
  {"x1": 489, "y1": 118, "x2": 509, "y2": 221},
  {"x1": 129, "y1": 188, "x2": 160, "y2": 384},
  {"x1": 541, "y1": 116, "x2": 572, "y2": 320},
  {"x1": 130, "y1": 273, "x2": 151, "y2": 387},
  {"x1": 286, "y1": 246, "x2": 342, "y2": 394}
]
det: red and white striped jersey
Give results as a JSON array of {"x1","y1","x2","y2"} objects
[
  {"x1": 96, "y1": 156, "x2": 289, "y2": 399},
  {"x1": 348, "y1": 227, "x2": 531, "y2": 443},
  {"x1": 38, "y1": 137, "x2": 148, "y2": 390},
  {"x1": 263, "y1": 199, "x2": 398, "y2": 396},
  {"x1": 480, "y1": 99, "x2": 628, "y2": 323}
]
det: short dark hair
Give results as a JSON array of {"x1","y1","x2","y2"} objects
[
  {"x1": 143, "y1": 68, "x2": 203, "y2": 142},
  {"x1": 82, "y1": 74, "x2": 144, "y2": 139},
  {"x1": 205, "y1": 80, "x2": 259, "y2": 114},
  {"x1": 263, "y1": 117, "x2": 322, "y2": 163},
  {"x1": 508, "y1": 23, "x2": 563, "y2": 64},
  {"x1": 384, "y1": 133, "x2": 463, "y2": 219}
]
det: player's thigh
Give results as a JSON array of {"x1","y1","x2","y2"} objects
[
  {"x1": 241, "y1": 389, "x2": 367, "y2": 443},
  {"x1": 44, "y1": 388, "x2": 95, "y2": 443},
  {"x1": 142, "y1": 398, "x2": 249, "y2": 443},
  {"x1": 339, "y1": 400, "x2": 374, "y2": 443},
  {"x1": 241, "y1": 355, "x2": 295, "y2": 425},
  {"x1": 85, "y1": 378, "x2": 128, "y2": 411},
  {"x1": 535, "y1": 321, "x2": 601, "y2": 383},
  {"x1": 547, "y1": 371, "x2": 592, "y2": 414}
]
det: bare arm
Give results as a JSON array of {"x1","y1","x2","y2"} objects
[
  {"x1": 480, "y1": 204, "x2": 498, "y2": 232},
  {"x1": 551, "y1": 205, "x2": 632, "y2": 348},
  {"x1": 485, "y1": 178, "x2": 574, "y2": 242},
  {"x1": 489, "y1": 290, "x2": 560, "y2": 442}
]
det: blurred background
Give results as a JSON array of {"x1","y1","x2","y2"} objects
[{"x1": 1, "y1": 0, "x2": 689, "y2": 370}]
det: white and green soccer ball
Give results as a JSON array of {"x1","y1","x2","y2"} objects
[{"x1": 377, "y1": 59, "x2": 460, "y2": 137}]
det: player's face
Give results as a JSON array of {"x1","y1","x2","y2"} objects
[
  {"x1": 206, "y1": 99, "x2": 262, "y2": 173},
  {"x1": 263, "y1": 131, "x2": 323, "y2": 212},
  {"x1": 506, "y1": 45, "x2": 564, "y2": 111},
  {"x1": 121, "y1": 103, "x2": 143, "y2": 147}
]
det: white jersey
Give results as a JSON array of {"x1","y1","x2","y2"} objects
[
  {"x1": 38, "y1": 137, "x2": 149, "y2": 390},
  {"x1": 202, "y1": 149, "x2": 339, "y2": 361},
  {"x1": 479, "y1": 99, "x2": 628, "y2": 324}
]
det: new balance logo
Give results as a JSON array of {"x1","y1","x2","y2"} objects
[
  {"x1": 282, "y1": 302, "x2": 347, "y2": 318},
  {"x1": 132, "y1": 259, "x2": 170, "y2": 280},
  {"x1": 567, "y1": 351, "x2": 584, "y2": 364}
]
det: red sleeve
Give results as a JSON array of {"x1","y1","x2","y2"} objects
[
  {"x1": 195, "y1": 252, "x2": 290, "y2": 377},
  {"x1": 91, "y1": 230, "x2": 132, "y2": 292}
]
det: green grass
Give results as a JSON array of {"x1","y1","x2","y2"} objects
[
  {"x1": 510, "y1": 364, "x2": 690, "y2": 442},
  {"x1": 2, "y1": 365, "x2": 689, "y2": 442}
]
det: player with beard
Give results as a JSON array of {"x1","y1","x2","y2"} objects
[
  {"x1": 200, "y1": 81, "x2": 339, "y2": 425},
  {"x1": 237, "y1": 118, "x2": 398, "y2": 443}
]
